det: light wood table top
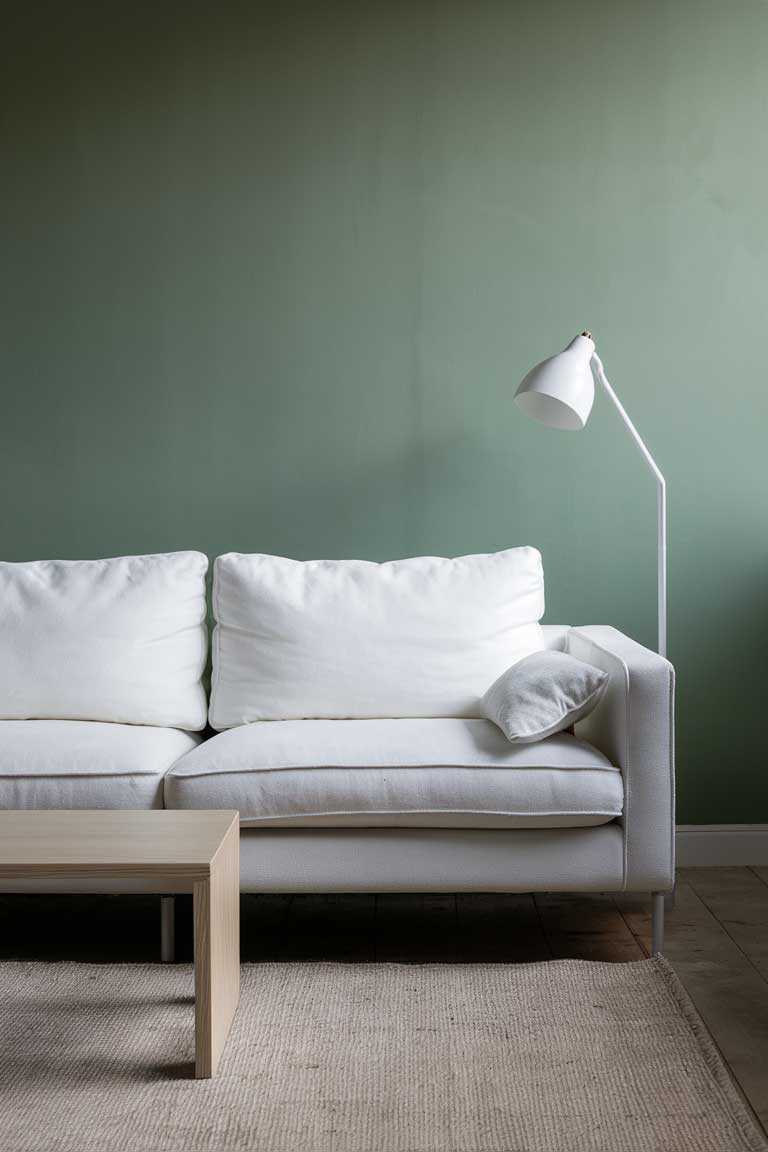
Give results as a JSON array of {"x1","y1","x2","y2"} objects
[{"x1": 0, "y1": 810, "x2": 237, "y2": 879}]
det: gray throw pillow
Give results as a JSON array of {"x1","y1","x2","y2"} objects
[{"x1": 482, "y1": 650, "x2": 609, "y2": 744}]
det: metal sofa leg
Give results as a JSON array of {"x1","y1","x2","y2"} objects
[
  {"x1": 651, "y1": 891, "x2": 665, "y2": 955},
  {"x1": 160, "y1": 896, "x2": 175, "y2": 963}
]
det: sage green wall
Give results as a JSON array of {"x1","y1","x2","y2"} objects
[{"x1": 2, "y1": 1, "x2": 767, "y2": 822}]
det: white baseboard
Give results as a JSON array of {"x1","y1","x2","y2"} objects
[{"x1": 676, "y1": 824, "x2": 768, "y2": 867}]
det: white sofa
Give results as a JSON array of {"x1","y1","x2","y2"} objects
[{"x1": 0, "y1": 549, "x2": 675, "y2": 953}]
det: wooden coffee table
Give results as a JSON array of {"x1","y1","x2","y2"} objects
[{"x1": 0, "y1": 809, "x2": 240, "y2": 1078}]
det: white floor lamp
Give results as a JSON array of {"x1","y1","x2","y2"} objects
[{"x1": 514, "y1": 332, "x2": 667, "y2": 659}]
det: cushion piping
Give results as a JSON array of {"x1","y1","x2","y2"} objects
[
  {"x1": 166, "y1": 762, "x2": 621, "y2": 779},
  {"x1": 226, "y1": 808, "x2": 623, "y2": 821}
]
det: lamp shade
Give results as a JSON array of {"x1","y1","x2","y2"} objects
[{"x1": 514, "y1": 333, "x2": 596, "y2": 430}]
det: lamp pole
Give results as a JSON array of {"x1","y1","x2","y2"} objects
[{"x1": 588, "y1": 340, "x2": 667, "y2": 659}]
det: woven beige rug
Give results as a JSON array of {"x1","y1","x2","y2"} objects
[{"x1": 1, "y1": 958, "x2": 765, "y2": 1152}]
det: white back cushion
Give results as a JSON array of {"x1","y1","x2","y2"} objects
[
  {"x1": 210, "y1": 549, "x2": 545, "y2": 727},
  {"x1": 0, "y1": 552, "x2": 209, "y2": 729}
]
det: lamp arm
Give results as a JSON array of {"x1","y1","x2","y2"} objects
[{"x1": 591, "y1": 352, "x2": 667, "y2": 659}]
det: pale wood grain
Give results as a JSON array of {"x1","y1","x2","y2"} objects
[
  {"x1": 194, "y1": 817, "x2": 240, "y2": 1078},
  {"x1": 0, "y1": 810, "x2": 237, "y2": 875}
]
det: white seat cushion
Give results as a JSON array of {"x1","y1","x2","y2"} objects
[
  {"x1": 0, "y1": 721, "x2": 200, "y2": 810},
  {"x1": 210, "y1": 549, "x2": 546, "y2": 728},
  {"x1": 165, "y1": 719, "x2": 622, "y2": 829}
]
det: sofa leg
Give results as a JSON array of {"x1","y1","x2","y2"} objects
[
  {"x1": 651, "y1": 891, "x2": 665, "y2": 955},
  {"x1": 160, "y1": 896, "x2": 175, "y2": 963}
]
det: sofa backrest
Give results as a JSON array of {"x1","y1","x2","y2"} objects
[
  {"x1": 0, "y1": 552, "x2": 208, "y2": 729},
  {"x1": 210, "y1": 549, "x2": 545, "y2": 727}
]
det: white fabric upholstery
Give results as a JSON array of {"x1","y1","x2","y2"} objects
[
  {"x1": 568, "y1": 626, "x2": 675, "y2": 891},
  {"x1": 209, "y1": 549, "x2": 545, "y2": 728},
  {"x1": 0, "y1": 552, "x2": 209, "y2": 729},
  {"x1": 483, "y1": 651, "x2": 608, "y2": 743},
  {"x1": 238, "y1": 826, "x2": 625, "y2": 892},
  {"x1": 0, "y1": 721, "x2": 200, "y2": 810},
  {"x1": 541, "y1": 625, "x2": 570, "y2": 651},
  {"x1": 164, "y1": 718, "x2": 622, "y2": 829}
]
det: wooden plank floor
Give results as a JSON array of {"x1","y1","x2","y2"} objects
[{"x1": 1, "y1": 867, "x2": 767, "y2": 1131}]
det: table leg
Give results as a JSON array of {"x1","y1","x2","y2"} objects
[{"x1": 193, "y1": 821, "x2": 240, "y2": 1078}]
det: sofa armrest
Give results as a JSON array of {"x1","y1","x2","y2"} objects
[{"x1": 567, "y1": 626, "x2": 675, "y2": 891}]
